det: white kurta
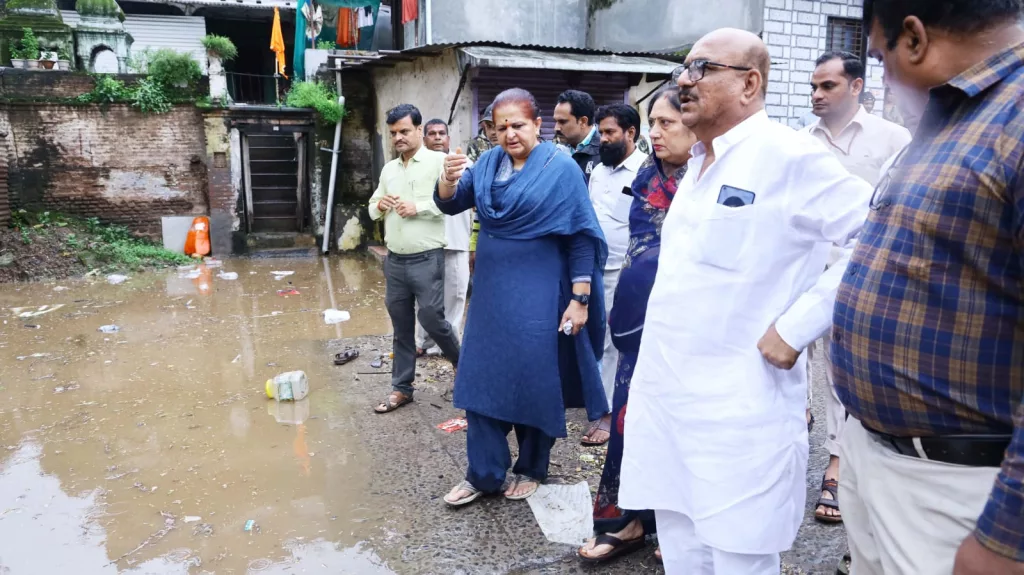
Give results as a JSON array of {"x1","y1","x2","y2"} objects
[{"x1": 618, "y1": 110, "x2": 872, "y2": 555}]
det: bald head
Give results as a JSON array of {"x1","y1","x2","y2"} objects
[
  {"x1": 691, "y1": 28, "x2": 770, "y2": 97},
  {"x1": 677, "y1": 28, "x2": 770, "y2": 145}
]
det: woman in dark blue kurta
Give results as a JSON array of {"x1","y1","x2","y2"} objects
[{"x1": 435, "y1": 89, "x2": 609, "y2": 505}]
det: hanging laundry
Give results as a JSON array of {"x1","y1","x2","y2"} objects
[
  {"x1": 336, "y1": 7, "x2": 358, "y2": 48},
  {"x1": 357, "y1": 5, "x2": 374, "y2": 28},
  {"x1": 401, "y1": 0, "x2": 418, "y2": 24}
]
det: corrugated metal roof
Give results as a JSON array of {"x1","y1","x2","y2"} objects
[
  {"x1": 327, "y1": 42, "x2": 685, "y2": 72},
  {"x1": 457, "y1": 45, "x2": 678, "y2": 74}
]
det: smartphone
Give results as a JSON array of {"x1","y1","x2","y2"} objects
[{"x1": 717, "y1": 185, "x2": 756, "y2": 207}]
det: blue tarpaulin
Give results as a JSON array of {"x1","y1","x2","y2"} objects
[{"x1": 294, "y1": 0, "x2": 381, "y2": 79}]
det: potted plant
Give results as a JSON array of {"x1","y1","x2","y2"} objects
[
  {"x1": 8, "y1": 40, "x2": 26, "y2": 69},
  {"x1": 57, "y1": 45, "x2": 72, "y2": 71},
  {"x1": 39, "y1": 49, "x2": 55, "y2": 70},
  {"x1": 19, "y1": 28, "x2": 40, "y2": 70},
  {"x1": 200, "y1": 34, "x2": 237, "y2": 62}
]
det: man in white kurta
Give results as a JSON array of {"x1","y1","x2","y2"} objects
[{"x1": 618, "y1": 29, "x2": 872, "y2": 574}]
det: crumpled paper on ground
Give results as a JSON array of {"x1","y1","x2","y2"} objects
[{"x1": 526, "y1": 481, "x2": 594, "y2": 546}]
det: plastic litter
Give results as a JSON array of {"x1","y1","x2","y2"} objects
[
  {"x1": 323, "y1": 309, "x2": 350, "y2": 324},
  {"x1": 370, "y1": 356, "x2": 383, "y2": 369},
  {"x1": 217, "y1": 271, "x2": 238, "y2": 280},
  {"x1": 271, "y1": 271, "x2": 294, "y2": 281},
  {"x1": 277, "y1": 289, "x2": 300, "y2": 296},
  {"x1": 11, "y1": 305, "x2": 64, "y2": 318},
  {"x1": 98, "y1": 325, "x2": 120, "y2": 333},
  {"x1": 106, "y1": 274, "x2": 129, "y2": 285},
  {"x1": 265, "y1": 371, "x2": 309, "y2": 401},
  {"x1": 526, "y1": 482, "x2": 594, "y2": 545},
  {"x1": 184, "y1": 516, "x2": 201, "y2": 523},
  {"x1": 203, "y1": 258, "x2": 223, "y2": 268},
  {"x1": 436, "y1": 418, "x2": 468, "y2": 433},
  {"x1": 243, "y1": 519, "x2": 258, "y2": 533}
]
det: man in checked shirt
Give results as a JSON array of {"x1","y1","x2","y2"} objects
[{"x1": 831, "y1": 1, "x2": 1024, "y2": 574}]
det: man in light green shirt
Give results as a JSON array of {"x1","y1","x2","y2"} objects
[{"x1": 369, "y1": 104, "x2": 460, "y2": 414}]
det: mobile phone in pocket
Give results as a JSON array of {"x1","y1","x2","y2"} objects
[{"x1": 717, "y1": 185, "x2": 756, "y2": 207}]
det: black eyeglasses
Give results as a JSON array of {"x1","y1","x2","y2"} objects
[
  {"x1": 869, "y1": 146, "x2": 910, "y2": 210},
  {"x1": 671, "y1": 59, "x2": 754, "y2": 83}
]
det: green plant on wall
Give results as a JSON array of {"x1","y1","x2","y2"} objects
[
  {"x1": 285, "y1": 80, "x2": 344, "y2": 125},
  {"x1": 200, "y1": 34, "x2": 237, "y2": 61},
  {"x1": 130, "y1": 77, "x2": 171, "y2": 113},
  {"x1": 58, "y1": 45, "x2": 72, "y2": 62},
  {"x1": 316, "y1": 40, "x2": 335, "y2": 50},
  {"x1": 76, "y1": 0, "x2": 126, "y2": 21},
  {"x1": 18, "y1": 28, "x2": 40, "y2": 61},
  {"x1": 8, "y1": 40, "x2": 24, "y2": 60},
  {"x1": 146, "y1": 49, "x2": 201, "y2": 88}
]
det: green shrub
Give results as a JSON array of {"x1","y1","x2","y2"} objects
[
  {"x1": 76, "y1": 75, "x2": 129, "y2": 106},
  {"x1": 316, "y1": 40, "x2": 335, "y2": 50},
  {"x1": 17, "y1": 28, "x2": 40, "y2": 60},
  {"x1": 286, "y1": 81, "x2": 344, "y2": 125},
  {"x1": 8, "y1": 40, "x2": 24, "y2": 60},
  {"x1": 201, "y1": 34, "x2": 237, "y2": 61},
  {"x1": 58, "y1": 45, "x2": 72, "y2": 62},
  {"x1": 147, "y1": 49, "x2": 201, "y2": 88},
  {"x1": 131, "y1": 77, "x2": 172, "y2": 113}
]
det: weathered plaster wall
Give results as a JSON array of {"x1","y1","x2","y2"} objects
[
  {"x1": 1, "y1": 103, "x2": 209, "y2": 237},
  {"x1": 370, "y1": 49, "x2": 474, "y2": 165}
]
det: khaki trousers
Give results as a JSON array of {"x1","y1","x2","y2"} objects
[
  {"x1": 840, "y1": 419, "x2": 999, "y2": 574},
  {"x1": 806, "y1": 338, "x2": 846, "y2": 456}
]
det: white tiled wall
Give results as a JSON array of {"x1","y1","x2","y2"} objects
[{"x1": 762, "y1": 0, "x2": 884, "y2": 127}]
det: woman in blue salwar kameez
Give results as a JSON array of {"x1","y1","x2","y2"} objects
[{"x1": 435, "y1": 88, "x2": 609, "y2": 505}]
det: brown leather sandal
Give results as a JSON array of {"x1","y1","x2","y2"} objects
[{"x1": 374, "y1": 391, "x2": 412, "y2": 414}]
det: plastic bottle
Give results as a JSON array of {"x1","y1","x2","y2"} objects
[{"x1": 265, "y1": 371, "x2": 309, "y2": 401}]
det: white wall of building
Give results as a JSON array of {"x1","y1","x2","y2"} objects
[{"x1": 762, "y1": 0, "x2": 884, "y2": 127}]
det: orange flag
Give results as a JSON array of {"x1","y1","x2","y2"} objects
[{"x1": 271, "y1": 7, "x2": 288, "y2": 79}]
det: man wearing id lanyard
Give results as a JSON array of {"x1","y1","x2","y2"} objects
[{"x1": 617, "y1": 28, "x2": 872, "y2": 574}]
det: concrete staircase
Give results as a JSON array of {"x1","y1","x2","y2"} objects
[{"x1": 246, "y1": 232, "x2": 319, "y2": 258}]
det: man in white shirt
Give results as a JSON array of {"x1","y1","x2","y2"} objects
[
  {"x1": 802, "y1": 51, "x2": 911, "y2": 525},
  {"x1": 579, "y1": 103, "x2": 646, "y2": 446},
  {"x1": 416, "y1": 119, "x2": 472, "y2": 365},
  {"x1": 618, "y1": 29, "x2": 872, "y2": 574}
]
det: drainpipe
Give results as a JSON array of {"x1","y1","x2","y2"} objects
[
  {"x1": 321, "y1": 69, "x2": 344, "y2": 254},
  {"x1": 425, "y1": 0, "x2": 432, "y2": 45}
]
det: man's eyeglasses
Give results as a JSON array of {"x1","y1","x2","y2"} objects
[
  {"x1": 671, "y1": 59, "x2": 754, "y2": 83},
  {"x1": 869, "y1": 146, "x2": 910, "y2": 211}
]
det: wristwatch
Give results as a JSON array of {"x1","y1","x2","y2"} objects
[{"x1": 571, "y1": 293, "x2": 590, "y2": 306}]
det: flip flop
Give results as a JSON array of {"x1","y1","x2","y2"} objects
[
  {"x1": 581, "y1": 417, "x2": 611, "y2": 446},
  {"x1": 334, "y1": 350, "x2": 359, "y2": 366},
  {"x1": 504, "y1": 474, "x2": 540, "y2": 501},
  {"x1": 373, "y1": 392, "x2": 412, "y2": 414},
  {"x1": 444, "y1": 480, "x2": 482, "y2": 507},
  {"x1": 577, "y1": 534, "x2": 646, "y2": 565}
]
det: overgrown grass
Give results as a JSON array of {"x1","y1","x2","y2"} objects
[
  {"x1": 13, "y1": 210, "x2": 192, "y2": 271},
  {"x1": 286, "y1": 81, "x2": 344, "y2": 125},
  {"x1": 201, "y1": 34, "x2": 237, "y2": 61}
]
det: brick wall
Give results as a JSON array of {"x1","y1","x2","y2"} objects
[
  {"x1": 1, "y1": 103, "x2": 209, "y2": 237},
  {"x1": 338, "y1": 70, "x2": 376, "y2": 205},
  {"x1": 0, "y1": 158, "x2": 8, "y2": 227},
  {"x1": 763, "y1": 0, "x2": 884, "y2": 127}
]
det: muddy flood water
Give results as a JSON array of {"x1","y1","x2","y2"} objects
[
  {"x1": 0, "y1": 256, "x2": 847, "y2": 575},
  {"x1": 0, "y1": 257, "x2": 401, "y2": 574}
]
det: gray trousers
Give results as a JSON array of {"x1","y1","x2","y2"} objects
[{"x1": 384, "y1": 248, "x2": 460, "y2": 396}]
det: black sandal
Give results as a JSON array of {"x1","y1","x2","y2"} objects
[
  {"x1": 814, "y1": 476, "x2": 843, "y2": 524},
  {"x1": 334, "y1": 350, "x2": 359, "y2": 366},
  {"x1": 577, "y1": 534, "x2": 646, "y2": 565}
]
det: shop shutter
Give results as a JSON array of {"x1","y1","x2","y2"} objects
[{"x1": 473, "y1": 68, "x2": 630, "y2": 142}]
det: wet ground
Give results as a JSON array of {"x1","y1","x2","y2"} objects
[{"x1": 0, "y1": 256, "x2": 845, "y2": 574}]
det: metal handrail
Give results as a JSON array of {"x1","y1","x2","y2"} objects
[{"x1": 226, "y1": 72, "x2": 290, "y2": 105}]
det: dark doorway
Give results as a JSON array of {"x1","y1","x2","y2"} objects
[{"x1": 205, "y1": 14, "x2": 295, "y2": 105}]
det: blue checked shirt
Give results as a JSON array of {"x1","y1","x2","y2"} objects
[{"x1": 832, "y1": 43, "x2": 1024, "y2": 560}]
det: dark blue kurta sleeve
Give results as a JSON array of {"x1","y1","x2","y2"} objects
[
  {"x1": 434, "y1": 164, "x2": 476, "y2": 215},
  {"x1": 568, "y1": 234, "x2": 595, "y2": 284}
]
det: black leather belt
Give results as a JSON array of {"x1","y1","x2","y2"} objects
[{"x1": 866, "y1": 428, "x2": 1009, "y2": 468}]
